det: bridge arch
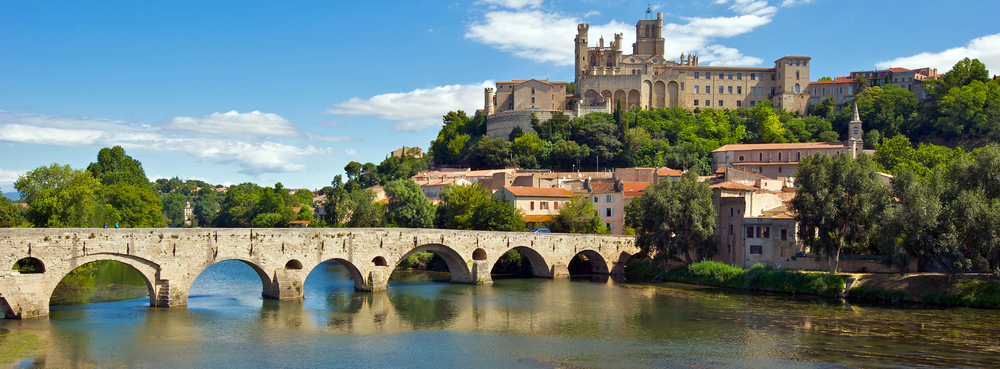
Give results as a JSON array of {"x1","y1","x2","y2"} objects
[
  {"x1": 568, "y1": 249, "x2": 610, "y2": 275},
  {"x1": 0, "y1": 294, "x2": 14, "y2": 319},
  {"x1": 42, "y1": 253, "x2": 160, "y2": 308},
  {"x1": 12, "y1": 257, "x2": 46, "y2": 274},
  {"x1": 303, "y1": 258, "x2": 366, "y2": 291},
  {"x1": 490, "y1": 246, "x2": 551, "y2": 278},
  {"x1": 186, "y1": 258, "x2": 275, "y2": 300},
  {"x1": 397, "y1": 244, "x2": 473, "y2": 284}
]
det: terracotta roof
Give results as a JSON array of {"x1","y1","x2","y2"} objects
[
  {"x1": 809, "y1": 76, "x2": 854, "y2": 85},
  {"x1": 713, "y1": 142, "x2": 846, "y2": 152},
  {"x1": 288, "y1": 220, "x2": 311, "y2": 225},
  {"x1": 732, "y1": 161, "x2": 800, "y2": 166},
  {"x1": 889, "y1": 67, "x2": 912, "y2": 73},
  {"x1": 588, "y1": 180, "x2": 617, "y2": 193},
  {"x1": 710, "y1": 181, "x2": 759, "y2": 191},
  {"x1": 715, "y1": 166, "x2": 726, "y2": 174},
  {"x1": 657, "y1": 168, "x2": 683, "y2": 176},
  {"x1": 622, "y1": 182, "x2": 651, "y2": 198},
  {"x1": 501, "y1": 186, "x2": 575, "y2": 198},
  {"x1": 523, "y1": 215, "x2": 554, "y2": 223}
]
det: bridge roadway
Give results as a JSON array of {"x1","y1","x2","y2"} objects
[{"x1": 0, "y1": 228, "x2": 639, "y2": 319}]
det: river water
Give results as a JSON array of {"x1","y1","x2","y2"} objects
[{"x1": 2, "y1": 260, "x2": 999, "y2": 368}]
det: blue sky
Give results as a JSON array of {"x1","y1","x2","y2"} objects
[{"x1": 2, "y1": 0, "x2": 999, "y2": 192}]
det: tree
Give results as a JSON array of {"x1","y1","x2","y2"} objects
[
  {"x1": 469, "y1": 199, "x2": 527, "y2": 232},
  {"x1": 572, "y1": 113, "x2": 622, "y2": 168},
  {"x1": 15, "y1": 164, "x2": 101, "y2": 227},
  {"x1": 86, "y1": 146, "x2": 149, "y2": 187},
  {"x1": 0, "y1": 192, "x2": 24, "y2": 227},
  {"x1": 160, "y1": 192, "x2": 188, "y2": 227},
  {"x1": 344, "y1": 188, "x2": 384, "y2": 228},
  {"x1": 791, "y1": 153, "x2": 891, "y2": 272},
  {"x1": 927, "y1": 57, "x2": 990, "y2": 102},
  {"x1": 549, "y1": 140, "x2": 590, "y2": 171},
  {"x1": 215, "y1": 183, "x2": 262, "y2": 227},
  {"x1": 628, "y1": 171, "x2": 716, "y2": 263},
  {"x1": 435, "y1": 183, "x2": 492, "y2": 229},
  {"x1": 384, "y1": 179, "x2": 434, "y2": 228},
  {"x1": 508, "y1": 126, "x2": 524, "y2": 141},
  {"x1": 463, "y1": 136, "x2": 513, "y2": 169},
  {"x1": 549, "y1": 195, "x2": 605, "y2": 234}
]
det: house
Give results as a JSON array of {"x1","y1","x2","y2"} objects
[{"x1": 493, "y1": 186, "x2": 575, "y2": 229}]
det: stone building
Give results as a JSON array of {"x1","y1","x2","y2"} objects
[
  {"x1": 573, "y1": 12, "x2": 811, "y2": 114},
  {"x1": 484, "y1": 12, "x2": 813, "y2": 138},
  {"x1": 493, "y1": 186, "x2": 575, "y2": 228}
]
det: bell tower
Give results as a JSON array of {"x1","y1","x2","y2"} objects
[
  {"x1": 574, "y1": 23, "x2": 590, "y2": 85},
  {"x1": 848, "y1": 103, "x2": 864, "y2": 158}
]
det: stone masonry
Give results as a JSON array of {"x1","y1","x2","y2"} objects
[{"x1": 0, "y1": 228, "x2": 638, "y2": 319}]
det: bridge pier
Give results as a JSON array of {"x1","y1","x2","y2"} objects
[
  {"x1": 356, "y1": 267, "x2": 390, "y2": 292},
  {"x1": 471, "y1": 260, "x2": 492, "y2": 285},
  {"x1": 266, "y1": 269, "x2": 306, "y2": 300},
  {"x1": 550, "y1": 263, "x2": 570, "y2": 279}
]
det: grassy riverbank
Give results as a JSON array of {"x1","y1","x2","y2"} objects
[
  {"x1": 660, "y1": 261, "x2": 847, "y2": 297},
  {"x1": 849, "y1": 273, "x2": 1000, "y2": 309},
  {"x1": 658, "y1": 261, "x2": 1000, "y2": 308}
]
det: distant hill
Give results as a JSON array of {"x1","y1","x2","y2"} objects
[{"x1": 2, "y1": 192, "x2": 19, "y2": 201}]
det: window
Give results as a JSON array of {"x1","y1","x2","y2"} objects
[
  {"x1": 759, "y1": 73, "x2": 764, "y2": 80},
  {"x1": 719, "y1": 86, "x2": 724, "y2": 94},
  {"x1": 695, "y1": 72, "x2": 700, "y2": 79},
  {"x1": 719, "y1": 100, "x2": 723, "y2": 107},
  {"x1": 530, "y1": 201, "x2": 535, "y2": 210},
  {"x1": 758, "y1": 87, "x2": 764, "y2": 95},
  {"x1": 848, "y1": 86, "x2": 853, "y2": 94},
  {"x1": 795, "y1": 70, "x2": 800, "y2": 79},
  {"x1": 787, "y1": 60, "x2": 793, "y2": 66},
  {"x1": 750, "y1": 245, "x2": 763, "y2": 254},
  {"x1": 605, "y1": 195, "x2": 613, "y2": 202},
  {"x1": 770, "y1": 88, "x2": 775, "y2": 96},
  {"x1": 737, "y1": 73, "x2": 742, "y2": 80},
  {"x1": 554, "y1": 202, "x2": 559, "y2": 210},
  {"x1": 706, "y1": 73, "x2": 711, "y2": 80},
  {"x1": 795, "y1": 60, "x2": 800, "y2": 66},
  {"x1": 531, "y1": 88, "x2": 535, "y2": 94},
  {"x1": 736, "y1": 101, "x2": 742, "y2": 107},
  {"x1": 838, "y1": 87, "x2": 844, "y2": 94},
  {"x1": 751, "y1": 73, "x2": 756, "y2": 80},
  {"x1": 694, "y1": 86, "x2": 700, "y2": 94},
  {"x1": 737, "y1": 86, "x2": 742, "y2": 94},
  {"x1": 759, "y1": 153, "x2": 763, "y2": 161},
  {"x1": 706, "y1": 85, "x2": 710, "y2": 93},
  {"x1": 541, "y1": 201, "x2": 548, "y2": 210},
  {"x1": 796, "y1": 152, "x2": 801, "y2": 161},
  {"x1": 750, "y1": 101, "x2": 756, "y2": 106},
  {"x1": 719, "y1": 73, "x2": 724, "y2": 79},
  {"x1": 778, "y1": 166, "x2": 782, "y2": 173},
  {"x1": 593, "y1": 196, "x2": 599, "y2": 203},
  {"x1": 706, "y1": 100, "x2": 711, "y2": 106},
  {"x1": 778, "y1": 152, "x2": 782, "y2": 161},
  {"x1": 603, "y1": 207, "x2": 613, "y2": 217},
  {"x1": 728, "y1": 73, "x2": 733, "y2": 80},
  {"x1": 756, "y1": 226, "x2": 770, "y2": 238},
  {"x1": 781, "y1": 229, "x2": 788, "y2": 241},
  {"x1": 531, "y1": 97, "x2": 535, "y2": 103},
  {"x1": 694, "y1": 100, "x2": 699, "y2": 106},
  {"x1": 607, "y1": 223, "x2": 613, "y2": 232},
  {"x1": 813, "y1": 88, "x2": 817, "y2": 95},
  {"x1": 771, "y1": 74, "x2": 776, "y2": 81},
  {"x1": 794, "y1": 84, "x2": 800, "y2": 93},
  {"x1": 738, "y1": 155, "x2": 745, "y2": 161},
  {"x1": 729, "y1": 224, "x2": 733, "y2": 236},
  {"x1": 730, "y1": 208, "x2": 734, "y2": 217},
  {"x1": 746, "y1": 226, "x2": 754, "y2": 238},
  {"x1": 854, "y1": 127, "x2": 859, "y2": 135},
  {"x1": 680, "y1": 82, "x2": 685, "y2": 90},
  {"x1": 822, "y1": 87, "x2": 826, "y2": 95},
  {"x1": 728, "y1": 86, "x2": 733, "y2": 94}
]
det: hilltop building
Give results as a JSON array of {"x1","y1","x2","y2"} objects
[{"x1": 485, "y1": 11, "x2": 813, "y2": 138}]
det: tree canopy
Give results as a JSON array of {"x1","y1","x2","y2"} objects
[{"x1": 627, "y1": 171, "x2": 716, "y2": 263}]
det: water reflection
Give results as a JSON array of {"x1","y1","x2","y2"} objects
[{"x1": 1, "y1": 260, "x2": 999, "y2": 368}]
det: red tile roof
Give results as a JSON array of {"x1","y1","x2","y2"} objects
[
  {"x1": 657, "y1": 168, "x2": 683, "y2": 176},
  {"x1": 622, "y1": 182, "x2": 651, "y2": 198},
  {"x1": 502, "y1": 186, "x2": 575, "y2": 198},
  {"x1": 523, "y1": 215, "x2": 555, "y2": 223},
  {"x1": 713, "y1": 142, "x2": 846, "y2": 152},
  {"x1": 710, "y1": 181, "x2": 759, "y2": 191},
  {"x1": 808, "y1": 76, "x2": 854, "y2": 85}
]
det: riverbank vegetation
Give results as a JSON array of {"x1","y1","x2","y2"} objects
[
  {"x1": 661, "y1": 261, "x2": 847, "y2": 298},
  {"x1": 848, "y1": 274, "x2": 1000, "y2": 308}
]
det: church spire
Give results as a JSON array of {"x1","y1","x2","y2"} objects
[
  {"x1": 848, "y1": 102, "x2": 864, "y2": 159},
  {"x1": 851, "y1": 101, "x2": 861, "y2": 123}
]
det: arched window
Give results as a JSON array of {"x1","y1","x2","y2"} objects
[
  {"x1": 778, "y1": 152, "x2": 782, "y2": 161},
  {"x1": 759, "y1": 153, "x2": 763, "y2": 161},
  {"x1": 590, "y1": 55, "x2": 597, "y2": 66},
  {"x1": 793, "y1": 84, "x2": 801, "y2": 93},
  {"x1": 606, "y1": 56, "x2": 613, "y2": 67},
  {"x1": 644, "y1": 25, "x2": 650, "y2": 38}
]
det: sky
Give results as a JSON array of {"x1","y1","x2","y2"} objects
[{"x1": 2, "y1": 0, "x2": 999, "y2": 193}]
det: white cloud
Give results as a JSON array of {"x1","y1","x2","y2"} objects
[
  {"x1": 345, "y1": 149, "x2": 357, "y2": 156},
  {"x1": 584, "y1": 10, "x2": 601, "y2": 18},
  {"x1": 0, "y1": 110, "x2": 331, "y2": 177},
  {"x1": 780, "y1": 0, "x2": 814, "y2": 6},
  {"x1": 162, "y1": 110, "x2": 297, "y2": 137},
  {"x1": 0, "y1": 168, "x2": 27, "y2": 190},
  {"x1": 478, "y1": 0, "x2": 543, "y2": 9},
  {"x1": 465, "y1": 2, "x2": 778, "y2": 67},
  {"x1": 876, "y1": 33, "x2": 1000, "y2": 73},
  {"x1": 324, "y1": 81, "x2": 493, "y2": 132}
]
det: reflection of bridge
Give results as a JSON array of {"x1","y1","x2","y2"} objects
[{"x1": 0, "y1": 228, "x2": 638, "y2": 319}]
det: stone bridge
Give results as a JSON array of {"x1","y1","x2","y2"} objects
[{"x1": 0, "y1": 228, "x2": 639, "y2": 319}]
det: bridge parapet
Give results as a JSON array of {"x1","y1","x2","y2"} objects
[{"x1": 0, "y1": 228, "x2": 638, "y2": 319}]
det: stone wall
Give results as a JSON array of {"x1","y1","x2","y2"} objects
[{"x1": 0, "y1": 228, "x2": 638, "y2": 319}]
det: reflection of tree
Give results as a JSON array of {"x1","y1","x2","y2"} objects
[
  {"x1": 389, "y1": 293, "x2": 456, "y2": 329},
  {"x1": 324, "y1": 291, "x2": 364, "y2": 314}
]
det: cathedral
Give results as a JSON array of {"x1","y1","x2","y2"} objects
[{"x1": 485, "y1": 12, "x2": 813, "y2": 138}]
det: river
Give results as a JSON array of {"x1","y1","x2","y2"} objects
[{"x1": 2, "y1": 260, "x2": 999, "y2": 368}]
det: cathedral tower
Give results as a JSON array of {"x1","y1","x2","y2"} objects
[{"x1": 632, "y1": 12, "x2": 664, "y2": 56}]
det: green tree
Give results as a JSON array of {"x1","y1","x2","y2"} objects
[
  {"x1": 435, "y1": 183, "x2": 492, "y2": 229},
  {"x1": 344, "y1": 188, "x2": 384, "y2": 228},
  {"x1": 627, "y1": 171, "x2": 716, "y2": 263},
  {"x1": 15, "y1": 164, "x2": 101, "y2": 227},
  {"x1": 0, "y1": 192, "x2": 25, "y2": 227},
  {"x1": 160, "y1": 192, "x2": 188, "y2": 227},
  {"x1": 384, "y1": 179, "x2": 434, "y2": 228},
  {"x1": 86, "y1": 146, "x2": 150, "y2": 187},
  {"x1": 463, "y1": 135, "x2": 513, "y2": 169},
  {"x1": 549, "y1": 195, "x2": 605, "y2": 234},
  {"x1": 215, "y1": 183, "x2": 262, "y2": 227},
  {"x1": 791, "y1": 153, "x2": 891, "y2": 272},
  {"x1": 468, "y1": 199, "x2": 526, "y2": 232},
  {"x1": 927, "y1": 57, "x2": 990, "y2": 102}
]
